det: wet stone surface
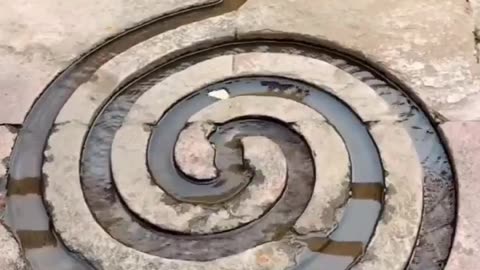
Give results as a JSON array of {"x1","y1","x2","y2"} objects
[{"x1": 0, "y1": 223, "x2": 27, "y2": 270}]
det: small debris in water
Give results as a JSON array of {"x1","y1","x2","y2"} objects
[{"x1": 208, "y1": 89, "x2": 230, "y2": 100}]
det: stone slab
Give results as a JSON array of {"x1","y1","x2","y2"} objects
[
  {"x1": 442, "y1": 121, "x2": 480, "y2": 270},
  {"x1": 235, "y1": 0, "x2": 480, "y2": 121},
  {"x1": 175, "y1": 122, "x2": 217, "y2": 180},
  {"x1": 0, "y1": 126, "x2": 15, "y2": 181},
  {"x1": 470, "y1": 0, "x2": 480, "y2": 50},
  {"x1": 2, "y1": 0, "x2": 479, "y2": 123},
  {"x1": 471, "y1": 0, "x2": 480, "y2": 28},
  {"x1": 0, "y1": 222, "x2": 27, "y2": 269},
  {"x1": 0, "y1": 0, "x2": 216, "y2": 124}
]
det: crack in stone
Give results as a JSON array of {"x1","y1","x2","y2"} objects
[
  {"x1": 0, "y1": 124, "x2": 22, "y2": 134},
  {"x1": 474, "y1": 29, "x2": 480, "y2": 63},
  {"x1": 466, "y1": 0, "x2": 480, "y2": 63},
  {"x1": 0, "y1": 125, "x2": 20, "y2": 215}
]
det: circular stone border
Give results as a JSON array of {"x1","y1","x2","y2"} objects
[{"x1": 54, "y1": 44, "x2": 456, "y2": 268}]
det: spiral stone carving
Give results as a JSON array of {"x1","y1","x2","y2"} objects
[{"x1": 4, "y1": 0, "x2": 455, "y2": 269}]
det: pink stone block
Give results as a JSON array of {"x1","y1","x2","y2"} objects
[{"x1": 442, "y1": 121, "x2": 480, "y2": 269}]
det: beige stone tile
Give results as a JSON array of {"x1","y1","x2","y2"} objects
[
  {"x1": 442, "y1": 121, "x2": 480, "y2": 269},
  {"x1": 0, "y1": 222, "x2": 27, "y2": 269},
  {"x1": 0, "y1": 126, "x2": 16, "y2": 213},
  {"x1": 0, "y1": 0, "x2": 215, "y2": 123},
  {"x1": 235, "y1": 0, "x2": 480, "y2": 121}
]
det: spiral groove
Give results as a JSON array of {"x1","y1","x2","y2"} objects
[{"x1": 5, "y1": 2, "x2": 455, "y2": 268}]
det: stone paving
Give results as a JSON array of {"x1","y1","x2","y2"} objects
[{"x1": 0, "y1": 0, "x2": 478, "y2": 269}]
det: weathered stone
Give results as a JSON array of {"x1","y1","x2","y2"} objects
[
  {"x1": 235, "y1": 0, "x2": 479, "y2": 121},
  {"x1": 0, "y1": 126, "x2": 15, "y2": 183},
  {"x1": 0, "y1": 0, "x2": 218, "y2": 124},
  {"x1": 0, "y1": 126, "x2": 16, "y2": 218},
  {"x1": 56, "y1": 16, "x2": 236, "y2": 124},
  {"x1": 175, "y1": 122, "x2": 217, "y2": 180},
  {"x1": 442, "y1": 122, "x2": 480, "y2": 270},
  {"x1": 469, "y1": 0, "x2": 480, "y2": 64},
  {"x1": 471, "y1": 0, "x2": 480, "y2": 27},
  {"x1": 0, "y1": 222, "x2": 27, "y2": 269}
]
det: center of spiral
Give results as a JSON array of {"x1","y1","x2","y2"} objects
[{"x1": 146, "y1": 76, "x2": 326, "y2": 207}]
